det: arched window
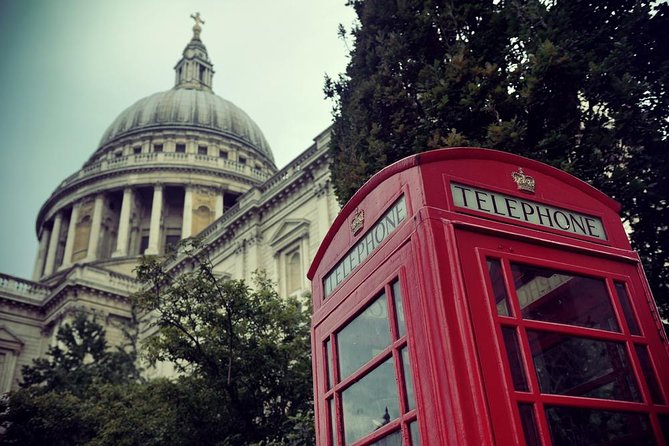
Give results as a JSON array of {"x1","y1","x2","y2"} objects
[{"x1": 286, "y1": 250, "x2": 302, "y2": 295}]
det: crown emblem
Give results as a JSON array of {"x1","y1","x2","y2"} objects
[
  {"x1": 512, "y1": 168, "x2": 535, "y2": 193},
  {"x1": 351, "y1": 209, "x2": 365, "y2": 235}
]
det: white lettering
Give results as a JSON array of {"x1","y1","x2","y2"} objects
[{"x1": 323, "y1": 196, "x2": 407, "y2": 298}]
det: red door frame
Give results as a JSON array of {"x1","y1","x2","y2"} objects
[{"x1": 455, "y1": 226, "x2": 669, "y2": 445}]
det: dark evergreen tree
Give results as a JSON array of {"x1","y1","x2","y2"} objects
[{"x1": 327, "y1": 0, "x2": 669, "y2": 317}]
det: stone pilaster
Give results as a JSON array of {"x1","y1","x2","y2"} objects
[
  {"x1": 61, "y1": 204, "x2": 79, "y2": 269},
  {"x1": 146, "y1": 185, "x2": 163, "y2": 255},
  {"x1": 32, "y1": 226, "x2": 51, "y2": 280},
  {"x1": 86, "y1": 194, "x2": 105, "y2": 262},
  {"x1": 182, "y1": 185, "x2": 193, "y2": 239},
  {"x1": 113, "y1": 188, "x2": 133, "y2": 257},
  {"x1": 215, "y1": 189, "x2": 224, "y2": 219},
  {"x1": 43, "y1": 213, "x2": 62, "y2": 276}
]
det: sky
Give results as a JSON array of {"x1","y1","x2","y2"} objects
[{"x1": 0, "y1": 0, "x2": 357, "y2": 280}]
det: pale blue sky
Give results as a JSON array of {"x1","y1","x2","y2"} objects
[{"x1": 0, "y1": 0, "x2": 356, "y2": 279}]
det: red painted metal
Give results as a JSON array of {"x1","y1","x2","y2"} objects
[{"x1": 309, "y1": 148, "x2": 669, "y2": 445}]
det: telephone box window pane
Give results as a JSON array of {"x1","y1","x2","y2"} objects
[
  {"x1": 502, "y1": 327, "x2": 529, "y2": 391},
  {"x1": 369, "y1": 430, "x2": 402, "y2": 446},
  {"x1": 528, "y1": 330, "x2": 641, "y2": 402},
  {"x1": 342, "y1": 358, "x2": 399, "y2": 445},
  {"x1": 329, "y1": 397, "x2": 336, "y2": 446},
  {"x1": 401, "y1": 347, "x2": 416, "y2": 410},
  {"x1": 615, "y1": 282, "x2": 641, "y2": 335},
  {"x1": 659, "y1": 415, "x2": 669, "y2": 445},
  {"x1": 409, "y1": 420, "x2": 421, "y2": 446},
  {"x1": 545, "y1": 406, "x2": 655, "y2": 446},
  {"x1": 325, "y1": 339, "x2": 333, "y2": 389},
  {"x1": 338, "y1": 293, "x2": 391, "y2": 380},
  {"x1": 487, "y1": 259, "x2": 511, "y2": 316},
  {"x1": 511, "y1": 263, "x2": 620, "y2": 332},
  {"x1": 518, "y1": 404, "x2": 540, "y2": 446},
  {"x1": 392, "y1": 280, "x2": 407, "y2": 338},
  {"x1": 634, "y1": 344, "x2": 665, "y2": 404}
]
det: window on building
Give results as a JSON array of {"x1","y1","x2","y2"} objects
[
  {"x1": 219, "y1": 150, "x2": 228, "y2": 159},
  {"x1": 114, "y1": 151, "x2": 123, "y2": 158},
  {"x1": 133, "y1": 146, "x2": 142, "y2": 154},
  {"x1": 139, "y1": 235, "x2": 150, "y2": 253},
  {"x1": 175, "y1": 143, "x2": 186, "y2": 153},
  {"x1": 286, "y1": 250, "x2": 302, "y2": 295},
  {"x1": 153, "y1": 144, "x2": 163, "y2": 153},
  {"x1": 198, "y1": 145, "x2": 208, "y2": 155},
  {"x1": 255, "y1": 163, "x2": 263, "y2": 170},
  {"x1": 238, "y1": 156, "x2": 247, "y2": 165},
  {"x1": 165, "y1": 235, "x2": 181, "y2": 250}
]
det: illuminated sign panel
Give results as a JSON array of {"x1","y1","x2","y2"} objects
[
  {"x1": 450, "y1": 183, "x2": 607, "y2": 240},
  {"x1": 323, "y1": 196, "x2": 407, "y2": 297}
]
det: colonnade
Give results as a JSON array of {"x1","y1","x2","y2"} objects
[{"x1": 33, "y1": 185, "x2": 225, "y2": 280}]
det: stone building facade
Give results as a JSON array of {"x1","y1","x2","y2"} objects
[{"x1": 0, "y1": 19, "x2": 337, "y2": 391}]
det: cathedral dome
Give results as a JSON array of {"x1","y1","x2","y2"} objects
[{"x1": 98, "y1": 88, "x2": 274, "y2": 163}]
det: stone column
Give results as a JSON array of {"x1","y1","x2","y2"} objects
[
  {"x1": 43, "y1": 213, "x2": 62, "y2": 276},
  {"x1": 145, "y1": 185, "x2": 163, "y2": 255},
  {"x1": 32, "y1": 226, "x2": 51, "y2": 280},
  {"x1": 86, "y1": 194, "x2": 104, "y2": 262},
  {"x1": 215, "y1": 189, "x2": 224, "y2": 219},
  {"x1": 182, "y1": 186, "x2": 193, "y2": 239},
  {"x1": 113, "y1": 188, "x2": 133, "y2": 257},
  {"x1": 61, "y1": 204, "x2": 79, "y2": 268}
]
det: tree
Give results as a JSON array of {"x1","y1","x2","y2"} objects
[
  {"x1": 19, "y1": 312, "x2": 140, "y2": 396},
  {"x1": 326, "y1": 0, "x2": 669, "y2": 317},
  {"x1": 132, "y1": 238, "x2": 314, "y2": 445},
  {"x1": 0, "y1": 312, "x2": 142, "y2": 446}
]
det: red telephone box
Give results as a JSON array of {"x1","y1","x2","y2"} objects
[{"x1": 308, "y1": 148, "x2": 669, "y2": 446}]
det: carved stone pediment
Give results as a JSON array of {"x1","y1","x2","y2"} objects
[
  {"x1": 269, "y1": 219, "x2": 310, "y2": 250},
  {"x1": 0, "y1": 326, "x2": 24, "y2": 352}
]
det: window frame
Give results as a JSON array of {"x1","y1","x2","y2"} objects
[{"x1": 323, "y1": 267, "x2": 419, "y2": 446}]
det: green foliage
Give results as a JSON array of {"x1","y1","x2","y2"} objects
[
  {"x1": 20, "y1": 311, "x2": 140, "y2": 396},
  {"x1": 328, "y1": 0, "x2": 669, "y2": 317},
  {"x1": 132, "y1": 238, "x2": 314, "y2": 445},
  {"x1": 1, "y1": 240, "x2": 314, "y2": 445}
]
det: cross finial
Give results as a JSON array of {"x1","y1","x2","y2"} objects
[{"x1": 190, "y1": 12, "x2": 205, "y2": 39}]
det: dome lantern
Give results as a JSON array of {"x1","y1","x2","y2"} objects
[{"x1": 174, "y1": 13, "x2": 215, "y2": 92}]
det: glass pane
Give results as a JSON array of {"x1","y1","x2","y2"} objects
[
  {"x1": 545, "y1": 406, "x2": 656, "y2": 446},
  {"x1": 659, "y1": 415, "x2": 669, "y2": 445},
  {"x1": 338, "y1": 293, "x2": 391, "y2": 379},
  {"x1": 528, "y1": 330, "x2": 641, "y2": 402},
  {"x1": 487, "y1": 259, "x2": 511, "y2": 316},
  {"x1": 401, "y1": 347, "x2": 416, "y2": 410},
  {"x1": 512, "y1": 263, "x2": 620, "y2": 331},
  {"x1": 409, "y1": 420, "x2": 420, "y2": 446},
  {"x1": 325, "y1": 338, "x2": 333, "y2": 388},
  {"x1": 615, "y1": 282, "x2": 641, "y2": 335},
  {"x1": 392, "y1": 280, "x2": 407, "y2": 338},
  {"x1": 369, "y1": 430, "x2": 402, "y2": 446},
  {"x1": 342, "y1": 358, "x2": 399, "y2": 445},
  {"x1": 518, "y1": 404, "x2": 540, "y2": 446},
  {"x1": 502, "y1": 327, "x2": 529, "y2": 391},
  {"x1": 329, "y1": 397, "x2": 336, "y2": 446},
  {"x1": 635, "y1": 344, "x2": 665, "y2": 404}
]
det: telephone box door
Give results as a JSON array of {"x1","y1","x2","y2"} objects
[{"x1": 456, "y1": 228, "x2": 669, "y2": 446}]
